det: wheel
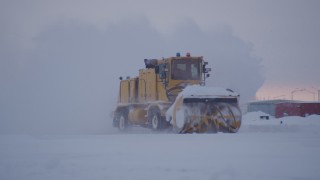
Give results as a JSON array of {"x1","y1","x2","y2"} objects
[
  {"x1": 148, "y1": 108, "x2": 163, "y2": 131},
  {"x1": 116, "y1": 111, "x2": 128, "y2": 132}
]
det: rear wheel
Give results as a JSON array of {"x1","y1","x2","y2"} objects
[{"x1": 116, "y1": 110, "x2": 128, "y2": 132}]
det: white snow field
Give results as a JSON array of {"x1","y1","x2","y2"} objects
[{"x1": 1, "y1": 113, "x2": 320, "y2": 180}]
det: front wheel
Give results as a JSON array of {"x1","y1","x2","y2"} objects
[{"x1": 148, "y1": 109, "x2": 163, "y2": 131}]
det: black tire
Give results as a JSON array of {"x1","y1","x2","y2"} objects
[{"x1": 148, "y1": 108, "x2": 163, "y2": 131}]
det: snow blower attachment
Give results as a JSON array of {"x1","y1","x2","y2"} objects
[
  {"x1": 113, "y1": 53, "x2": 242, "y2": 133},
  {"x1": 166, "y1": 86, "x2": 241, "y2": 133}
]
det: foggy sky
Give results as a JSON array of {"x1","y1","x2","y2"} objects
[{"x1": 1, "y1": 0, "x2": 319, "y2": 134}]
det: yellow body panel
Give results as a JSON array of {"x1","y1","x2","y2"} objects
[
  {"x1": 119, "y1": 80, "x2": 130, "y2": 103},
  {"x1": 139, "y1": 69, "x2": 157, "y2": 102}
]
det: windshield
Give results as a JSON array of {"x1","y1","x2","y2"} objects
[{"x1": 172, "y1": 59, "x2": 201, "y2": 80}]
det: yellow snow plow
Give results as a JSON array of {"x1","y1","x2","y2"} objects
[{"x1": 113, "y1": 53, "x2": 241, "y2": 133}]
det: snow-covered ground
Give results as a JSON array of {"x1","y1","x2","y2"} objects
[{"x1": 1, "y1": 112, "x2": 320, "y2": 180}]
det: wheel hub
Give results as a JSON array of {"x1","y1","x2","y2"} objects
[{"x1": 152, "y1": 115, "x2": 158, "y2": 129}]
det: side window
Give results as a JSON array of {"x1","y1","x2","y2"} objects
[
  {"x1": 159, "y1": 64, "x2": 167, "y2": 79},
  {"x1": 191, "y1": 63, "x2": 199, "y2": 79},
  {"x1": 177, "y1": 64, "x2": 186, "y2": 71},
  {"x1": 172, "y1": 63, "x2": 186, "y2": 79}
]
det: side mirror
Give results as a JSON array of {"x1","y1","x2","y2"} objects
[
  {"x1": 205, "y1": 68, "x2": 212, "y2": 73},
  {"x1": 203, "y1": 61, "x2": 210, "y2": 73},
  {"x1": 155, "y1": 66, "x2": 159, "y2": 74}
]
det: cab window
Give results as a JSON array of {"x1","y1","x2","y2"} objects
[{"x1": 172, "y1": 59, "x2": 200, "y2": 80}]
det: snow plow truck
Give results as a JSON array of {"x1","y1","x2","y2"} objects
[{"x1": 113, "y1": 53, "x2": 241, "y2": 133}]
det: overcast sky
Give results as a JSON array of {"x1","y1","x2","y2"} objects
[
  {"x1": 2, "y1": 1, "x2": 319, "y2": 92},
  {"x1": 1, "y1": 0, "x2": 319, "y2": 133}
]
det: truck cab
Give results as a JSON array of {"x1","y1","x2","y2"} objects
[{"x1": 155, "y1": 53, "x2": 210, "y2": 101}]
